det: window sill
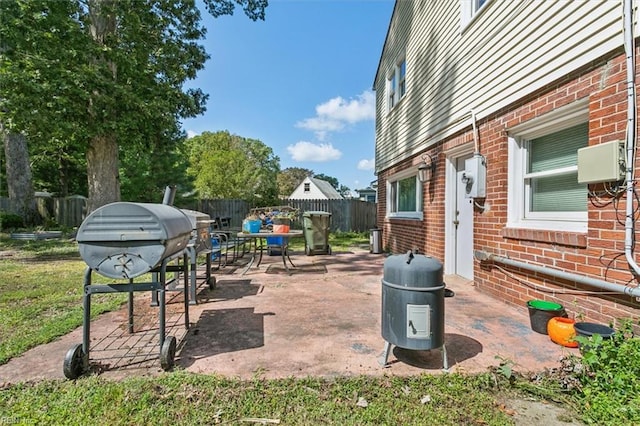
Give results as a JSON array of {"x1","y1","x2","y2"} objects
[
  {"x1": 502, "y1": 227, "x2": 587, "y2": 248},
  {"x1": 387, "y1": 212, "x2": 423, "y2": 221}
]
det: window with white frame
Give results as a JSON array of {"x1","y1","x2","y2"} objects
[
  {"x1": 461, "y1": 0, "x2": 490, "y2": 28},
  {"x1": 386, "y1": 170, "x2": 423, "y2": 220},
  {"x1": 387, "y1": 58, "x2": 406, "y2": 111},
  {"x1": 507, "y1": 101, "x2": 589, "y2": 232}
]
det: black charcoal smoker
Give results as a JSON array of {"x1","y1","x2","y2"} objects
[
  {"x1": 63, "y1": 202, "x2": 193, "y2": 379},
  {"x1": 380, "y1": 250, "x2": 449, "y2": 370}
]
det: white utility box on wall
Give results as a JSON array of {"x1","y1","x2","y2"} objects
[
  {"x1": 462, "y1": 155, "x2": 487, "y2": 198},
  {"x1": 577, "y1": 140, "x2": 625, "y2": 184}
]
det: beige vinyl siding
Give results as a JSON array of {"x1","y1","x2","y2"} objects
[{"x1": 375, "y1": 0, "x2": 626, "y2": 173}]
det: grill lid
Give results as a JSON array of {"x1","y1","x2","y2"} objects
[
  {"x1": 76, "y1": 202, "x2": 193, "y2": 279},
  {"x1": 382, "y1": 250, "x2": 443, "y2": 288},
  {"x1": 76, "y1": 202, "x2": 192, "y2": 242},
  {"x1": 180, "y1": 208, "x2": 211, "y2": 230}
]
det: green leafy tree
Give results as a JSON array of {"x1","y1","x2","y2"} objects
[
  {"x1": 338, "y1": 184, "x2": 351, "y2": 198},
  {"x1": 30, "y1": 135, "x2": 87, "y2": 197},
  {"x1": 186, "y1": 131, "x2": 279, "y2": 205},
  {"x1": 0, "y1": 0, "x2": 267, "y2": 212},
  {"x1": 119, "y1": 127, "x2": 195, "y2": 204},
  {"x1": 277, "y1": 167, "x2": 313, "y2": 198}
]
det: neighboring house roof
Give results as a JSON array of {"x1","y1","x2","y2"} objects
[
  {"x1": 356, "y1": 187, "x2": 376, "y2": 195},
  {"x1": 288, "y1": 176, "x2": 343, "y2": 200},
  {"x1": 356, "y1": 187, "x2": 377, "y2": 202},
  {"x1": 311, "y1": 177, "x2": 343, "y2": 199}
]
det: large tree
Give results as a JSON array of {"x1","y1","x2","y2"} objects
[
  {"x1": 186, "y1": 131, "x2": 280, "y2": 205},
  {"x1": 119, "y1": 124, "x2": 195, "y2": 204},
  {"x1": 0, "y1": 0, "x2": 267, "y2": 213}
]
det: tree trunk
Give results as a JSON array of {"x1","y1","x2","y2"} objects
[
  {"x1": 85, "y1": 0, "x2": 119, "y2": 214},
  {"x1": 86, "y1": 135, "x2": 120, "y2": 213},
  {"x1": 2, "y1": 129, "x2": 38, "y2": 225}
]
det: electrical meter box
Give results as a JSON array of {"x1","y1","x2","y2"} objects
[
  {"x1": 462, "y1": 155, "x2": 487, "y2": 198},
  {"x1": 577, "y1": 140, "x2": 625, "y2": 184}
]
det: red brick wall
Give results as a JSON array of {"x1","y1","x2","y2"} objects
[{"x1": 377, "y1": 49, "x2": 639, "y2": 327}]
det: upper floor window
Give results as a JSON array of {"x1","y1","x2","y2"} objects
[
  {"x1": 304, "y1": 183, "x2": 310, "y2": 192},
  {"x1": 461, "y1": 0, "x2": 490, "y2": 28},
  {"x1": 507, "y1": 101, "x2": 589, "y2": 232},
  {"x1": 387, "y1": 58, "x2": 406, "y2": 111},
  {"x1": 386, "y1": 169, "x2": 423, "y2": 220}
]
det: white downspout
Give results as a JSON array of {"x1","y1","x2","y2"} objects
[{"x1": 623, "y1": 0, "x2": 640, "y2": 277}]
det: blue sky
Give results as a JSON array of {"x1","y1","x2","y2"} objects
[{"x1": 182, "y1": 0, "x2": 395, "y2": 193}]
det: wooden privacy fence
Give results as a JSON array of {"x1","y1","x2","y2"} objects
[
  {"x1": 1, "y1": 196, "x2": 377, "y2": 232},
  {"x1": 1, "y1": 194, "x2": 87, "y2": 228},
  {"x1": 191, "y1": 198, "x2": 377, "y2": 233},
  {"x1": 284, "y1": 199, "x2": 377, "y2": 232}
]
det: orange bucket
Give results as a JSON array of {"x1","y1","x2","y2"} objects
[
  {"x1": 547, "y1": 317, "x2": 578, "y2": 348},
  {"x1": 272, "y1": 224, "x2": 290, "y2": 233}
]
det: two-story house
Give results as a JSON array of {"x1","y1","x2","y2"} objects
[{"x1": 374, "y1": 0, "x2": 640, "y2": 325}]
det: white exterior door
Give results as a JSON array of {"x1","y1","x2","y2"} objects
[{"x1": 445, "y1": 153, "x2": 475, "y2": 280}]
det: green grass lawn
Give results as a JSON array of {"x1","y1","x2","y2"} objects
[
  {"x1": 0, "y1": 235, "x2": 127, "y2": 365},
  {"x1": 0, "y1": 371, "x2": 533, "y2": 425}
]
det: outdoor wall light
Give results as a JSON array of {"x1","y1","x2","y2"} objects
[{"x1": 418, "y1": 153, "x2": 436, "y2": 183}]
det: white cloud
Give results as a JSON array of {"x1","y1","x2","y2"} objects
[
  {"x1": 296, "y1": 90, "x2": 375, "y2": 140},
  {"x1": 186, "y1": 130, "x2": 197, "y2": 139},
  {"x1": 287, "y1": 141, "x2": 342, "y2": 162},
  {"x1": 357, "y1": 159, "x2": 375, "y2": 170}
]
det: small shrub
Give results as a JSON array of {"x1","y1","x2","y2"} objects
[
  {"x1": 0, "y1": 211, "x2": 24, "y2": 230},
  {"x1": 566, "y1": 320, "x2": 640, "y2": 424}
]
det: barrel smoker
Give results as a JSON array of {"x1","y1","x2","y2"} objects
[{"x1": 63, "y1": 202, "x2": 193, "y2": 379}]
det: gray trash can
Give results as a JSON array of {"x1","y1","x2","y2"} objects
[{"x1": 370, "y1": 228, "x2": 382, "y2": 254}]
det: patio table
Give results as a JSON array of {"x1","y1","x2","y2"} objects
[{"x1": 237, "y1": 230, "x2": 304, "y2": 275}]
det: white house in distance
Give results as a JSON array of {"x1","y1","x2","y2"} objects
[
  {"x1": 288, "y1": 176, "x2": 343, "y2": 200},
  {"x1": 355, "y1": 187, "x2": 377, "y2": 203}
]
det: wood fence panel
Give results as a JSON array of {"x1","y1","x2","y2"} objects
[
  {"x1": 188, "y1": 199, "x2": 250, "y2": 228},
  {"x1": 279, "y1": 198, "x2": 376, "y2": 232},
  {"x1": 1, "y1": 196, "x2": 376, "y2": 232},
  {"x1": 53, "y1": 196, "x2": 87, "y2": 228}
]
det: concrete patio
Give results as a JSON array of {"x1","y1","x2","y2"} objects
[{"x1": 0, "y1": 248, "x2": 573, "y2": 383}]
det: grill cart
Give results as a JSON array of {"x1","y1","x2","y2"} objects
[{"x1": 63, "y1": 202, "x2": 192, "y2": 379}]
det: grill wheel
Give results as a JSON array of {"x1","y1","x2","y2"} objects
[
  {"x1": 160, "y1": 336, "x2": 177, "y2": 371},
  {"x1": 63, "y1": 343, "x2": 86, "y2": 379}
]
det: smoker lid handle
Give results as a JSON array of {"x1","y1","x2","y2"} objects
[{"x1": 406, "y1": 250, "x2": 414, "y2": 264}]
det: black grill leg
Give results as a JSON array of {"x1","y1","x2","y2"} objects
[
  {"x1": 128, "y1": 279, "x2": 134, "y2": 334},
  {"x1": 82, "y1": 268, "x2": 92, "y2": 358}
]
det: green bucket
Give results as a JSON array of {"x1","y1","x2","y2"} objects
[{"x1": 526, "y1": 300, "x2": 566, "y2": 334}]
